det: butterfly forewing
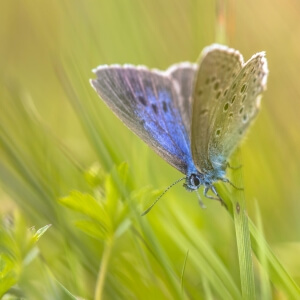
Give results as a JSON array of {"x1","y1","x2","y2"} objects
[
  {"x1": 91, "y1": 65, "x2": 192, "y2": 174},
  {"x1": 191, "y1": 45, "x2": 244, "y2": 172},
  {"x1": 208, "y1": 52, "x2": 268, "y2": 169}
]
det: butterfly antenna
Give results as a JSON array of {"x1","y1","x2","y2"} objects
[
  {"x1": 196, "y1": 190, "x2": 206, "y2": 209},
  {"x1": 141, "y1": 177, "x2": 186, "y2": 216}
]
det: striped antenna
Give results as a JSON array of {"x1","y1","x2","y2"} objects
[{"x1": 141, "y1": 177, "x2": 186, "y2": 216}]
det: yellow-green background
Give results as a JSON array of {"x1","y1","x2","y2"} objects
[{"x1": 1, "y1": 0, "x2": 300, "y2": 299}]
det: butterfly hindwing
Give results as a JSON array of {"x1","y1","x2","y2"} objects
[
  {"x1": 90, "y1": 65, "x2": 193, "y2": 174},
  {"x1": 168, "y1": 63, "x2": 197, "y2": 135},
  {"x1": 191, "y1": 45, "x2": 244, "y2": 172},
  {"x1": 208, "y1": 52, "x2": 268, "y2": 169}
]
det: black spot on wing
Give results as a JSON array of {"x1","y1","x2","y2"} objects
[
  {"x1": 138, "y1": 95, "x2": 147, "y2": 106},
  {"x1": 151, "y1": 103, "x2": 158, "y2": 114},
  {"x1": 162, "y1": 101, "x2": 168, "y2": 112}
]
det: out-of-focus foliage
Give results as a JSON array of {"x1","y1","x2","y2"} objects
[
  {"x1": 0, "y1": 213, "x2": 51, "y2": 298},
  {"x1": 1, "y1": 0, "x2": 300, "y2": 299}
]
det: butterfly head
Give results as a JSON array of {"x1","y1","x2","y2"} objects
[{"x1": 184, "y1": 173, "x2": 206, "y2": 191}]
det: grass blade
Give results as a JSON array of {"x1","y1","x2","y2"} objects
[{"x1": 230, "y1": 151, "x2": 256, "y2": 299}]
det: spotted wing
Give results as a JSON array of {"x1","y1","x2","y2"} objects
[
  {"x1": 208, "y1": 52, "x2": 268, "y2": 169},
  {"x1": 90, "y1": 65, "x2": 193, "y2": 174},
  {"x1": 191, "y1": 44, "x2": 244, "y2": 172}
]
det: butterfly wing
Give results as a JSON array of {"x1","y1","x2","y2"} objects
[
  {"x1": 207, "y1": 52, "x2": 268, "y2": 169},
  {"x1": 191, "y1": 44, "x2": 244, "y2": 172},
  {"x1": 167, "y1": 63, "x2": 197, "y2": 135},
  {"x1": 90, "y1": 65, "x2": 194, "y2": 174}
]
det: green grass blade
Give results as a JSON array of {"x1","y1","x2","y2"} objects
[
  {"x1": 218, "y1": 150, "x2": 300, "y2": 299},
  {"x1": 254, "y1": 201, "x2": 272, "y2": 300},
  {"x1": 230, "y1": 151, "x2": 256, "y2": 299},
  {"x1": 249, "y1": 219, "x2": 300, "y2": 299},
  {"x1": 137, "y1": 215, "x2": 184, "y2": 300},
  {"x1": 171, "y1": 208, "x2": 241, "y2": 299}
]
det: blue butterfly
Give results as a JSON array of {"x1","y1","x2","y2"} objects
[{"x1": 90, "y1": 44, "x2": 268, "y2": 213}]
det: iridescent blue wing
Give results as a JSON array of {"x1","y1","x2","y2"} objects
[
  {"x1": 90, "y1": 64, "x2": 196, "y2": 174},
  {"x1": 191, "y1": 45, "x2": 244, "y2": 172}
]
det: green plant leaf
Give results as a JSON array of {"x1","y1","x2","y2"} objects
[
  {"x1": 59, "y1": 191, "x2": 110, "y2": 225},
  {"x1": 0, "y1": 254, "x2": 18, "y2": 298},
  {"x1": 32, "y1": 224, "x2": 52, "y2": 243},
  {"x1": 75, "y1": 219, "x2": 109, "y2": 241},
  {"x1": 105, "y1": 162, "x2": 129, "y2": 218}
]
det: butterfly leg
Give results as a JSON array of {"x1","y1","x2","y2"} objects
[
  {"x1": 220, "y1": 177, "x2": 244, "y2": 190},
  {"x1": 196, "y1": 190, "x2": 206, "y2": 209},
  {"x1": 204, "y1": 186, "x2": 228, "y2": 209},
  {"x1": 226, "y1": 162, "x2": 242, "y2": 170}
]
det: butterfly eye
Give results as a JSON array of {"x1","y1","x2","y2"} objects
[
  {"x1": 194, "y1": 177, "x2": 200, "y2": 186},
  {"x1": 190, "y1": 174, "x2": 200, "y2": 187}
]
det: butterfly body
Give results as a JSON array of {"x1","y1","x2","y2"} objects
[{"x1": 91, "y1": 44, "x2": 268, "y2": 208}]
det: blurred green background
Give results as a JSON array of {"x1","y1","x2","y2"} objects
[{"x1": 1, "y1": 0, "x2": 300, "y2": 299}]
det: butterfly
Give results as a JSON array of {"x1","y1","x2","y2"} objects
[{"x1": 90, "y1": 44, "x2": 268, "y2": 213}]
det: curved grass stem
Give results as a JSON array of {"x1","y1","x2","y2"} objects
[
  {"x1": 94, "y1": 238, "x2": 114, "y2": 300},
  {"x1": 231, "y1": 150, "x2": 256, "y2": 299}
]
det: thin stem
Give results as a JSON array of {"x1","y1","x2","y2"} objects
[
  {"x1": 215, "y1": 0, "x2": 227, "y2": 44},
  {"x1": 181, "y1": 249, "x2": 189, "y2": 296},
  {"x1": 94, "y1": 238, "x2": 114, "y2": 300}
]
